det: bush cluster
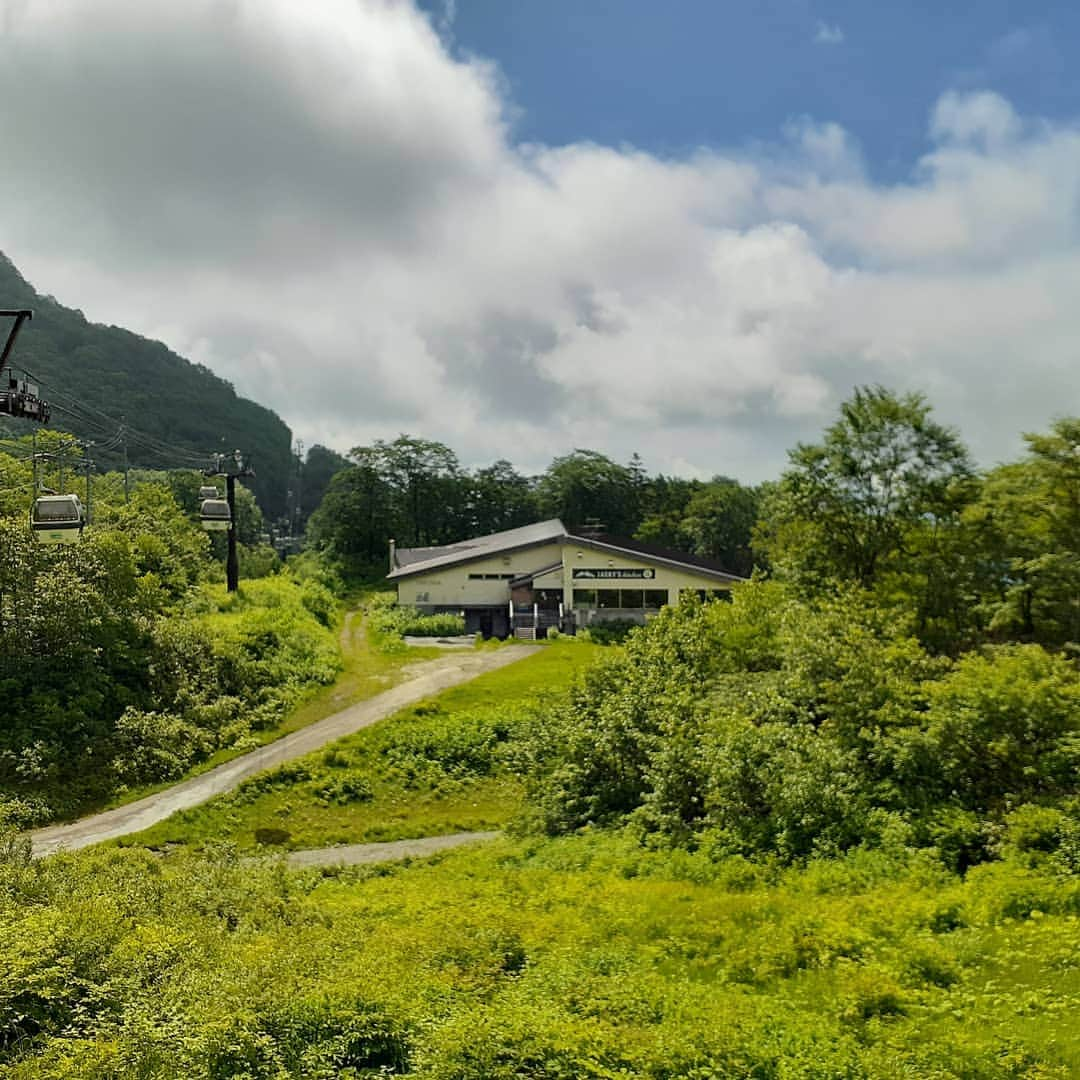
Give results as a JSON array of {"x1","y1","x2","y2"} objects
[
  {"x1": 523, "y1": 586, "x2": 1080, "y2": 867},
  {"x1": 1, "y1": 833, "x2": 1078, "y2": 1078},
  {"x1": 367, "y1": 593, "x2": 466, "y2": 645},
  {"x1": 0, "y1": 516, "x2": 340, "y2": 826}
]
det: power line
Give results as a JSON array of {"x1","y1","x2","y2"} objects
[{"x1": 25, "y1": 374, "x2": 212, "y2": 467}]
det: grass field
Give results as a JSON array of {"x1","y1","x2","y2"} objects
[
  {"x1": 8, "y1": 624, "x2": 1080, "y2": 1077},
  {"x1": 9, "y1": 831, "x2": 1080, "y2": 1077},
  {"x1": 96, "y1": 602, "x2": 442, "y2": 815},
  {"x1": 120, "y1": 639, "x2": 602, "y2": 852}
]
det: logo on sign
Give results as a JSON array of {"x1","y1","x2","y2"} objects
[{"x1": 572, "y1": 567, "x2": 656, "y2": 580}]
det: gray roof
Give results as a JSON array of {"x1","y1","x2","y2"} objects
[
  {"x1": 389, "y1": 519, "x2": 567, "y2": 580},
  {"x1": 509, "y1": 561, "x2": 564, "y2": 587}
]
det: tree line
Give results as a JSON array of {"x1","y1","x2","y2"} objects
[
  {"x1": 309, "y1": 388, "x2": 1080, "y2": 655},
  {"x1": 307, "y1": 436, "x2": 761, "y2": 577}
]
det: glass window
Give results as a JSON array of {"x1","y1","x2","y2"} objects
[
  {"x1": 597, "y1": 589, "x2": 620, "y2": 609},
  {"x1": 619, "y1": 589, "x2": 644, "y2": 609},
  {"x1": 644, "y1": 589, "x2": 668, "y2": 609},
  {"x1": 573, "y1": 589, "x2": 597, "y2": 608}
]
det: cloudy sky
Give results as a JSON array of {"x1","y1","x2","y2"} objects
[{"x1": 2, "y1": 0, "x2": 1080, "y2": 480}]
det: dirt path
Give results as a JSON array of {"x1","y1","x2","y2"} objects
[
  {"x1": 30, "y1": 646, "x2": 539, "y2": 858},
  {"x1": 285, "y1": 830, "x2": 500, "y2": 869}
]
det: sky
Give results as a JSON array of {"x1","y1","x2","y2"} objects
[{"x1": 2, "y1": 0, "x2": 1080, "y2": 482}]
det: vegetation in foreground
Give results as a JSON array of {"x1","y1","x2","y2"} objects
[
  {"x1": 123, "y1": 640, "x2": 600, "y2": 852},
  {"x1": 3, "y1": 385, "x2": 1080, "y2": 1076},
  {"x1": 1, "y1": 831, "x2": 1078, "y2": 1078}
]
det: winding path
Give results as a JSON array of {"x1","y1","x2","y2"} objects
[
  {"x1": 285, "y1": 830, "x2": 501, "y2": 868},
  {"x1": 30, "y1": 645, "x2": 539, "y2": 858}
]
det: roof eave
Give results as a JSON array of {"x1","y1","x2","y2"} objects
[
  {"x1": 564, "y1": 534, "x2": 748, "y2": 584},
  {"x1": 387, "y1": 535, "x2": 566, "y2": 581}
]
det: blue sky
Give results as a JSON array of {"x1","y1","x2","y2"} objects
[{"x1": 427, "y1": 1, "x2": 1076, "y2": 178}]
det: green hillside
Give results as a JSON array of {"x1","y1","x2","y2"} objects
[{"x1": 0, "y1": 253, "x2": 293, "y2": 516}]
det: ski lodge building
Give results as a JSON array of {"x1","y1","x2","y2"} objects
[{"x1": 387, "y1": 519, "x2": 746, "y2": 638}]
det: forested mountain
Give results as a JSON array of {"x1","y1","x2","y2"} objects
[{"x1": 0, "y1": 253, "x2": 293, "y2": 515}]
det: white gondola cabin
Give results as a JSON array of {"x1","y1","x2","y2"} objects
[
  {"x1": 200, "y1": 498, "x2": 231, "y2": 531},
  {"x1": 198, "y1": 485, "x2": 219, "y2": 500},
  {"x1": 32, "y1": 494, "x2": 85, "y2": 544}
]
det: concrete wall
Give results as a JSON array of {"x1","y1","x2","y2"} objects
[
  {"x1": 559, "y1": 544, "x2": 735, "y2": 611},
  {"x1": 396, "y1": 540, "x2": 737, "y2": 624},
  {"x1": 395, "y1": 541, "x2": 563, "y2": 608}
]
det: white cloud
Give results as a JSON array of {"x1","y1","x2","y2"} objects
[
  {"x1": 814, "y1": 21, "x2": 845, "y2": 45},
  {"x1": 0, "y1": 0, "x2": 1078, "y2": 483}
]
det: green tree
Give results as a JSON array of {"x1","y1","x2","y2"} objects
[
  {"x1": 350, "y1": 435, "x2": 465, "y2": 546},
  {"x1": 536, "y1": 449, "x2": 638, "y2": 534},
  {"x1": 969, "y1": 418, "x2": 1080, "y2": 646},
  {"x1": 298, "y1": 444, "x2": 349, "y2": 524},
  {"x1": 758, "y1": 386, "x2": 973, "y2": 591},
  {"x1": 307, "y1": 464, "x2": 396, "y2": 567},
  {"x1": 635, "y1": 475, "x2": 702, "y2": 548},
  {"x1": 678, "y1": 477, "x2": 760, "y2": 576},
  {"x1": 467, "y1": 460, "x2": 538, "y2": 535}
]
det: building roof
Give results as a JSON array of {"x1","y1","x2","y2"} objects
[
  {"x1": 564, "y1": 532, "x2": 748, "y2": 583},
  {"x1": 388, "y1": 519, "x2": 748, "y2": 584},
  {"x1": 509, "y1": 561, "x2": 564, "y2": 588},
  {"x1": 388, "y1": 519, "x2": 567, "y2": 580}
]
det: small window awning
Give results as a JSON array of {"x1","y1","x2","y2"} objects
[{"x1": 509, "y1": 561, "x2": 563, "y2": 588}]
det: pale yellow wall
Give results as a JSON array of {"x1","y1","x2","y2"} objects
[
  {"x1": 396, "y1": 542, "x2": 563, "y2": 608},
  {"x1": 397, "y1": 540, "x2": 736, "y2": 611},
  {"x1": 559, "y1": 545, "x2": 736, "y2": 608}
]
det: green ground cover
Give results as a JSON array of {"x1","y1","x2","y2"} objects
[
  {"x1": 121, "y1": 640, "x2": 601, "y2": 852},
  {"x1": 2, "y1": 833, "x2": 1078, "y2": 1077},
  {"x1": 98, "y1": 595, "x2": 441, "y2": 815}
]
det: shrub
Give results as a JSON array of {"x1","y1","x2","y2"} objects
[
  {"x1": 524, "y1": 583, "x2": 1080, "y2": 869},
  {"x1": 581, "y1": 618, "x2": 639, "y2": 645}
]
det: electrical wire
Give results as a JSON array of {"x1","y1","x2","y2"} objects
[{"x1": 22, "y1": 372, "x2": 215, "y2": 468}]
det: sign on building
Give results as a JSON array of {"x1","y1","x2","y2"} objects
[{"x1": 573, "y1": 567, "x2": 656, "y2": 580}]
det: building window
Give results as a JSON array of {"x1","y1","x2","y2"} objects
[
  {"x1": 575, "y1": 588, "x2": 672, "y2": 609},
  {"x1": 468, "y1": 573, "x2": 483, "y2": 580}
]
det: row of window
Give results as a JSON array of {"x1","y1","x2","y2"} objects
[
  {"x1": 468, "y1": 573, "x2": 517, "y2": 580},
  {"x1": 573, "y1": 589, "x2": 669, "y2": 610},
  {"x1": 573, "y1": 588, "x2": 732, "y2": 610}
]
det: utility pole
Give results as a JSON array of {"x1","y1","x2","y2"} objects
[
  {"x1": 294, "y1": 438, "x2": 304, "y2": 535},
  {"x1": 121, "y1": 418, "x2": 130, "y2": 502},
  {"x1": 205, "y1": 450, "x2": 256, "y2": 592},
  {"x1": 82, "y1": 453, "x2": 94, "y2": 524}
]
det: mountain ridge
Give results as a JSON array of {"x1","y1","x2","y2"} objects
[{"x1": 0, "y1": 252, "x2": 293, "y2": 516}]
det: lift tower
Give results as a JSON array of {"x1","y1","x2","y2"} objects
[
  {"x1": 0, "y1": 310, "x2": 49, "y2": 423},
  {"x1": 205, "y1": 450, "x2": 256, "y2": 592}
]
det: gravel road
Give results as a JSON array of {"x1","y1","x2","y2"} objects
[
  {"x1": 285, "y1": 830, "x2": 501, "y2": 868},
  {"x1": 30, "y1": 646, "x2": 539, "y2": 858}
]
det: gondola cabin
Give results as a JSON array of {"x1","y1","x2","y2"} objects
[
  {"x1": 31, "y1": 494, "x2": 85, "y2": 544},
  {"x1": 198, "y1": 485, "x2": 219, "y2": 500},
  {"x1": 200, "y1": 498, "x2": 231, "y2": 532}
]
